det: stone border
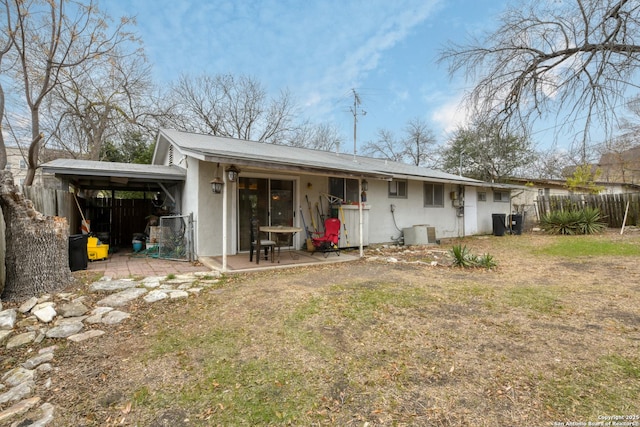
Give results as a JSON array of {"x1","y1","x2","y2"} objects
[{"x1": 0, "y1": 270, "x2": 221, "y2": 426}]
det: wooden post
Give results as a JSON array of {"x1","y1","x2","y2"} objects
[{"x1": 621, "y1": 200, "x2": 630, "y2": 235}]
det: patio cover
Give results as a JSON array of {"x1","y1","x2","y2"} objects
[{"x1": 41, "y1": 159, "x2": 186, "y2": 191}]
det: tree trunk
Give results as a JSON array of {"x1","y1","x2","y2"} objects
[{"x1": 0, "y1": 171, "x2": 73, "y2": 301}]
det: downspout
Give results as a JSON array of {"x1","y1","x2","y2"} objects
[
  {"x1": 222, "y1": 172, "x2": 228, "y2": 272},
  {"x1": 460, "y1": 185, "x2": 465, "y2": 237},
  {"x1": 358, "y1": 179, "x2": 364, "y2": 257}
]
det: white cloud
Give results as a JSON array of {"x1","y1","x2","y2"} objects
[
  {"x1": 295, "y1": 1, "x2": 441, "y2": 114},
  {"x1": 431, "y1": 95, "x2": 470, "y2": 136}
]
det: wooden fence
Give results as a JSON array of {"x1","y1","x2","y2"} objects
[
  {"x1": 20, "y1": 185, "x2": 78, "y2": 224},
  {"x1": 536, "y1": 193, "x2": 640, "y2": 228}
]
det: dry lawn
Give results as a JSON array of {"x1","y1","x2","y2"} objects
[{"x1": 29, "y1": 232, "x2": 640, "y2": 425}]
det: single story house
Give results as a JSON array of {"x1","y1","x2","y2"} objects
[
  {"x1": 152, "y1": 129, "x2": 516, "y2": 258},
  {"x1": 43, "y1": 129, "x2": 520, "y2": 268}
]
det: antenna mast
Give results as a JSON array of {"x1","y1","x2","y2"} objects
[{"x1": 350, "y1": 88, "x2": 366, "y2": 160}]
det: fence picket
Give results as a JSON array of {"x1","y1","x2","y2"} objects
[{"x1": 537, "y1": 193, "x2": 640, "y2": 228}]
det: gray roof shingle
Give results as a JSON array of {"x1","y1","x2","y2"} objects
[{"x1": 158, "y1": 129, "x2": 484, "y2": 185}]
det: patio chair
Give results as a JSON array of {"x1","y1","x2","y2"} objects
[
  {"x1": 250, "y1": 217, "x2": 276, "y2": 264},
  {"x1": 311, "y1": 217, "x2": 341, "y2": 257}
]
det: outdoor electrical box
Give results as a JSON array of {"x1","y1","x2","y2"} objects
[{"x1": 450, "y1": 191, "x2": 458, "y2": 200}]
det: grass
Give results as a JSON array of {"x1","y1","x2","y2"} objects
[
  {"x1": 505, "y1": 286, "x2": 564, "y2": 314},
  {"x1": 132, "y1": 273, "x2": 628, "y2": 424},
  {"x1": 53, "y1": 232, "x2": 640, "y2": 426},
  {"x1": 540, "y1": 354, "x2": 640, "y2": 418},
  {"x1": 535, "y1": 237, "x2": 640, "y2": 257}
]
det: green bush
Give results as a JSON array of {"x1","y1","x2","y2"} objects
[{"x1": 540, "y1": 207, "x2": 606, "y2": 235}]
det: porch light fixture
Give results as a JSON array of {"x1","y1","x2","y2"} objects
[
  {"x1": 226, "y1": 164, "x2": 240, "y2": 182},
  {"x1": 361, "y1": 179, "x2": 368, "y2": 203},
  {"x1": 211, "y1": 163, "x2": 224, "y2": 194}
]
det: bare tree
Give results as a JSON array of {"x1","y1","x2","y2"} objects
[
  {"x1": 8, "y1": 0, "x2": 137, "y2": 184},
  {"x1": 403, "y1": 118, "x2": 438, "y2": 167},
  {"x1": 0, "y1": 0, "x2": 137, "y2": 299},
  {"x1": 43, "y1": 50, "x2": 154, "y2": 160},
  {"x1": 362, "y1": 129, "x2": 407, "y2": 163},
  {"x1": 165, "y1": 73, "x2": 298, "y2": 143},
  {"x1": 287, "y1": 121, "x2": 345, "y2": 151},
  {"x1": 518, "y1": 146, "x2": 579, "y2": 180},
  {"x1": 439, "y1": 0, "x2": 640, "y2": 162},
  {"x1": 362, "y1": 118, "x2": 437, "y2": 166},
  {"x1": 0, "y1": 0, "x2": 15, "y2": 170}
]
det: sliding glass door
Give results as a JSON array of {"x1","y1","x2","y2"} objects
[{"x1": 238, "y1": 178, "x2": 295, "y2": 251}]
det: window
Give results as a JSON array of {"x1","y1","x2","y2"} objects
[
  {"x1": 478, "y1": 192, "x2": 487, "y2": 202},
  {"x1": 388, "y1": 180, "x2": 407, "y2": 198},
  {"x1": 329, "y1": 177, "x2": 359, "y2": 203},
  {"x1": 20, "y1": 159, "x2": 27, "y2": 169},
  {"x1": 494, "y1": 190, "x2": 510, "y2": 202},
  {"x1": 4, "y1": 162, "x2": 10, "y2": 170},
  {"x1": 423, "y1": 182, "x2": 444, "y2": 207}
]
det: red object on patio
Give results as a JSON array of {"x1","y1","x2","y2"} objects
[{"x1": 311, "y1": 218, "x2": 341, "y2": 257}]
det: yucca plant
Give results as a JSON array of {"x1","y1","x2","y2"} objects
[
  {"x1": 450, "y1": 245, "x2": 498, "y2": 269},
  {"x1": 450, "y1": 244, "x2": 476, "y2": 267},
  {"x1": 540, "y1": 210, "x2": 581, "y2": 235},
  {"x1": 477, "y1": 253, "x2": 498, "y2": 269},
  {"x1": 578, "y1": 207, "x2": 607, "y2": 234},
  {"x1": 540, "y1": 208, "x2": 606, "y2": 235}
]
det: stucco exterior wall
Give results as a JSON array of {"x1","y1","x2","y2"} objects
[
  {"x1": 192, "y1": 160, "x2": 226, "y2": 257},
  {"x1": 364, "y1": 179, "x2": 463, "y2": 243},
  {"x1": 185, "y1": 165, "x2": 516, "y2": 257},
  {"x1": 476, "y1": 188, "x2": 512, "y2": 234}
]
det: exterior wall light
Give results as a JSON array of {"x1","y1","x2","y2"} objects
[
  {"x1": 211, "y1": 163, "x2": 224, "y2": 194},
  {"x1": 226, "y1": 165, "x2": 240, "y2": 182}
]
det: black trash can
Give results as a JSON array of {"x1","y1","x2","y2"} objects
[
  {"x1": 510, "y1": 213, "x2": 524, "y2": 235},
  {"x1": 69, "y1": 234, "x2": 89, "y2": 271},
  {"x1": 492, "y1": 213, "x2": 506, "y2": 236}
]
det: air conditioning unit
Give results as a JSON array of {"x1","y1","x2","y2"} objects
[{"x1": 403, "y1": 225, "x2": 437, "y2": 245}]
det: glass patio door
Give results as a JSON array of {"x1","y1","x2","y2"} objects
[{"x1": 238, "y1": 177, "x2": 295, "y2": 251}]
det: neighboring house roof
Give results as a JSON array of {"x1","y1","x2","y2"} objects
[
  {"x1": 597, "y1": 144, "x2": 640, "y2": 184},
  {"x1": 41, "y1": 159, "x2": 186, "y2": 191},
  {"x1": 156, "y1": 128, "x2": 493, "y2": 187}
]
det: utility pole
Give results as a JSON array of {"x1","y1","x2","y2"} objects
[{"x1": 350, "y1": 88, "x2": 366, "y2": 161}]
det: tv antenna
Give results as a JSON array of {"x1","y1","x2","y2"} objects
[{"x1": 350, "y1": 88, "x2": 366, "y2": 160}]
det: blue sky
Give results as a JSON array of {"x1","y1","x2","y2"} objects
[{"x1": 104, "y1": 0, "x2": 515, "y2": 153}]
